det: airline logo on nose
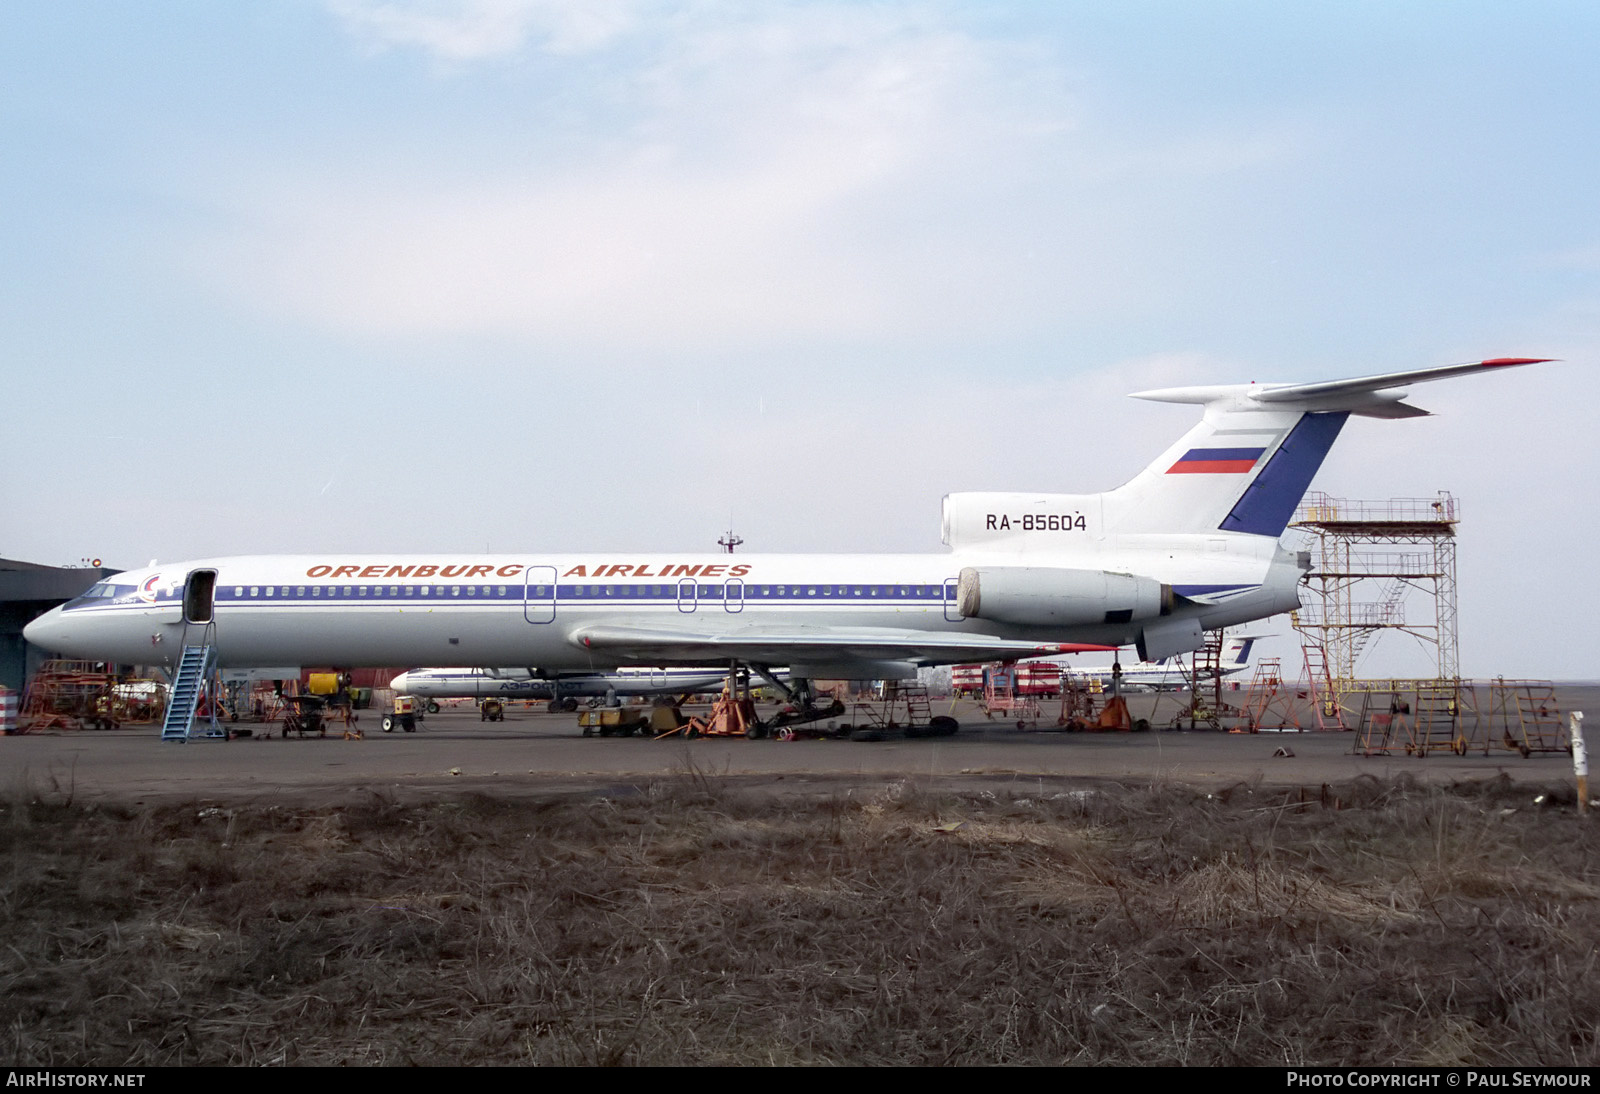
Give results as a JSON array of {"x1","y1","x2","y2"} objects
[{"x1": 138, "y1": 574, "x2": 162, "y2": 603}]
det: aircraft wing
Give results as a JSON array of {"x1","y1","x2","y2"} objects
[{"x1": 569, "y1": 622, "x2": 1115, "y2": 666}]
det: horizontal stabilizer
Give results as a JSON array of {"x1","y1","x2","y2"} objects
[{"x1": 1134, "y1": 358, "x2": 1552, "y2": 418}]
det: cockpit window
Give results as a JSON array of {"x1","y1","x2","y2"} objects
[{"x1": 65, "y1": 582, "x2": 132, "y2": 608}]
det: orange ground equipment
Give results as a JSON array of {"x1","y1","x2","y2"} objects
[
  {"x1": 663, "y1": 686, "x2": 761, "y2": 738},
  {"x1": 981, "y1": 664, "x2": 1042, "y2": 727},
  {"x1": 20, "y1": 660, "x2": 121, "y2": 731}
]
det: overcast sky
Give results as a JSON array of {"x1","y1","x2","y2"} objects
[{"x1": 3, "y1": 2, "x2": 1595, "y2": 677}]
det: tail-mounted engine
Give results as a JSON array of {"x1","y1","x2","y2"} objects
[{"x1": 956, "y1": 566, "x2": 1171, "y2": 627}]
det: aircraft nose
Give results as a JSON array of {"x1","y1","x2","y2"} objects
[
  {"x1": 390, "y1": 672, "x2": 412, "y2": 692},
  {"x1": 22, "y1": 606, "x2": 68, "y2": 652}
]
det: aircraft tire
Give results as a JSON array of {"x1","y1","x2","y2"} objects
[
  {"x1": 562, "y1": 698, "x2": 579, "y2": 713},
  {"x1": 426, "y1": 701, "x2": 439, "y2": 714}
]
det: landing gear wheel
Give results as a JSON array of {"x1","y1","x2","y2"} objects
[
  {"x1": 426, "y1": 700, "x2": 440, "y2": 714},
  {"x1": 562, "y1": 698, "x2": 579, "y2": 713}
]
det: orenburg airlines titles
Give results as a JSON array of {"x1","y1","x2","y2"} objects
[{"x1": 302, "y1": 562, "x2": 755, "y2": 580}]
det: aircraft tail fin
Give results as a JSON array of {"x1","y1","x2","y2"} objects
[{"x1": 1104, "y1": 358, "x2": 1550, "y2": 538}]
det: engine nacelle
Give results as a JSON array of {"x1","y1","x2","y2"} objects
[{"x1": 957, "y1": 566, "x2": 1169, "y2": 627}]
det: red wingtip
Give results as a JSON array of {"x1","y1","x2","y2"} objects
[{"x1": 1480, "y1": 357, "x2": 1555, "y2": 367}]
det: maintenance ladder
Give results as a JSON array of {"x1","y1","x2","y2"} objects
[{"x1": 1490, "y1": 679, "x2": 1567, "y2": 757}]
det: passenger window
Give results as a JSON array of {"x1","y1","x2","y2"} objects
[
  {"x1": 249, "y1": 587, "x2": 259, "y2": 597},
  {"x1": 297, "y1": 586, "x2": 306, "y2": 596}
]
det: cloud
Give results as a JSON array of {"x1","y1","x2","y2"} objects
[
  {"x1": 327, "y1": 0, "x2": 639, "y2": 60},
  {"x1": 196, "y1": 4, "x2": 1095, "y2": 352}
]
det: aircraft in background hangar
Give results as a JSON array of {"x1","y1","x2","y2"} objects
[{"x1": 24, "y1": 359, "x2": 1550, "y2": 710}]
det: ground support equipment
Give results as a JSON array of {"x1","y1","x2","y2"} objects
[
  {"x1": 21, "y1": 660, "x2": 121, "y2": 732},
  {"x1": 1351, "y1": 680, "x2": 1470, "y2": 757},
  {"x1": 833, "y1": 682, "x2": 956, "y2": 742},
  {"x1": 579, "y1": 707, "x2": 650, "y2": 736},
  {"x1": 281, "y1": 694, "x2": 329, "y2": 738},
  {"x1": 1483, "y1": 679, "x2": 1568, "y2": 758},
  {"x1": 981, "y1": 664, "x2": 1042, "y2": 728},
  {"x1": 382, "y1": 695, "x2": 420, "y2": 733}
]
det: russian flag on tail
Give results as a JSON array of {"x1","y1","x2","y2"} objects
[{"x1": 1166, "y1": 447, "x2": 1265, "y2": 474}]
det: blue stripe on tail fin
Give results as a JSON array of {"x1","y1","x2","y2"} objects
[{"x1": 1219, "y1": 412, "x2": 1348, "y2": 536}]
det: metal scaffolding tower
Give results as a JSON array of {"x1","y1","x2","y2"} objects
[{"x1": 1289, "y1": 491, "x2": 1460, "y2": 714}]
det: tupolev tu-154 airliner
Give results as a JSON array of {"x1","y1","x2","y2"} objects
[{"x1": 24, "y1": 359, "x2": 1549, "y2": 696}]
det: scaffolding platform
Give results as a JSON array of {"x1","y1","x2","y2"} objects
[{"x1": 1291, "y1": 492, "x2": 1459, "y2": 723}]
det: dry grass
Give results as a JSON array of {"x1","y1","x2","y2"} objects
[{"x1": 2, "y1": 773, "x2": 1598, "y2": 1065}]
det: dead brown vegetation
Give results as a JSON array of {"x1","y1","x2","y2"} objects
[{"x1": 2, "y1": 772, "x2": 1597, "y2": 1065}]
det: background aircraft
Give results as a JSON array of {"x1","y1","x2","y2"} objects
[
  {"x1": 390, "y1": 665, "x2": 780, "y2": 710},
  {"x1": 1058, "y1": 633, "x2": 1264, "y2": 692}
]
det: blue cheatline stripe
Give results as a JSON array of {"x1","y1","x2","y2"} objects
[
  {"x1": 77, "y1": 581, "x2": 958, "y2": 611},
  {"x1": 1219, "y1": 411, "x2": 1349, "y2": 537},
  {"x1": 1171, "y1": 584, "x2": 1255, "y2": 597},
  {"x1": 1175, "y1": 447, "x2": 1267, "y2": 463}
]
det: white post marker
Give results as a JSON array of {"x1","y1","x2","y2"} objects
[{"x1": 1571, "y1": 712, "x2": 1587, "y2": 815}]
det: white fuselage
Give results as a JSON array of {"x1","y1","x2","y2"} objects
[{"x1": 24, "y1": 543, "x2": 1300, "y2": 678}]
